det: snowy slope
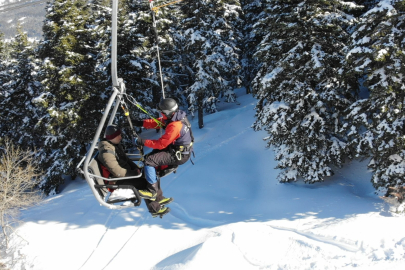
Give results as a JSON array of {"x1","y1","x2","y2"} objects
[
  {"x1": 0, "y1": 0, "x2": 45, "y2": 39},
  {"x1": 2, "y1": 89, "x2": 405, "y2": 270}
]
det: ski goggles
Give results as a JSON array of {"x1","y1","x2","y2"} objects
[{"x1": 158, "y1": 104, "x2": 178, "y2": 117}]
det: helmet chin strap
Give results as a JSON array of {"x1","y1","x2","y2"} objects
[{"x1": 164, "y1": 111, "x2": 176, "y2": 120}]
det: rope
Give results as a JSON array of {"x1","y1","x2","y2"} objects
[
  {"x1": 151, "y1": 0, "x2": 184, "y2": 13},
  {"x1": 119, "y1": 98, "x2": 145, "y2": 161},
  {"x1": 149, "y1": 0, "x2": 166, "y2": 99},
  {"x1": 123, "y1": 93, "x2": 164, "y2": 128}
]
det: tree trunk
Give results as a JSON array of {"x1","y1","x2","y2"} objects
[
  {"x1": 152, "y1": 85, "x2": 161, "y2": 105},
  {"x1": 197, "y1": 97, "x2": 204, "y2": 129},
  {"x1": 1, "y1": 211, "x2": 9, "y2": 249}
]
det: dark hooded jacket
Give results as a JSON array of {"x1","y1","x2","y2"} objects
[{"x1": 97, "y1": 139, "x2": 140, "y2": 178}]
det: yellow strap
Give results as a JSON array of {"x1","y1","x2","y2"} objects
[
  {"x1": 135, "y1": 103, "x2": 164, "y2": 128},
  {"x1": 152, "y1": 0, "x2": 183, "y2": 13},
  {"x1": 121, "y1": 93, "x2": 164, "y2": 128},
  {"x1": 121, "y1": 105, "x2": 130, "y2": 116}
]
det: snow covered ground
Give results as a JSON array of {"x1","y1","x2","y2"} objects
[{"x1": 2, "y1": 88, "x2": 405, "y2": 270}]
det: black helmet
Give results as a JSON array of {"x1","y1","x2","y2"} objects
[{"x1": 158, "y1": 98, "x2": 178, "y2": 118}]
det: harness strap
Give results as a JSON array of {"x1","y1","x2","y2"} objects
[
  {"x1": 172, "y1": 117, "x2": 195, "y2": 163},
  {"x1": 101, "y1": 149, "x2": 116, "y2": 156},
  {"x1": 174, "y1": 143, "x2": 193, "y2": 153}
]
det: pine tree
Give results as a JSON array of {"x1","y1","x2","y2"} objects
[
  {"x1": 0, "y1": 32, "x2": 6, "y2": 60},
  {"x1": 252, "y1": 0, "x2": 360, "y2": 183},
  {"x1": 344, "y1": 0, "x2": 405, "y2": 189},
  {"x1": 356, "y1": 0, "x2": 380, "y2": 11},
  {"x1": 0, "y1": 31, "x2": 8, "y2": 89},
  {"x1": 0, "y1": 32, "x2": 11, "y2": 61},
  {"x1": 87, "y1": 0, "x2": 116, "y2": 123},
  {"x1": 179, "y1": 0, "x2": 242, "y2": 128},
  {"x1": 0, "y1": 32, "x2": 10, "y2": 141},
  {"x1": 118, "y1": 0, "x2": 162, "y2": 120},
  {"x1": 240, "y1": 0, "x2": 266, "y2": 94},
  {"x1": 37, "y1": 0, "x2": 96, "y2": 194},
  {"x1": 149, "y1": 0, "x2": 188, "y2": 105},
  {"x1": 0, "y1": 24, "x2": 43, "y2": 149}
]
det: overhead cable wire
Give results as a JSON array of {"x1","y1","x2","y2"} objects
[{"x1": 148, "y1": 0, "x2": 183, "y2": 99}]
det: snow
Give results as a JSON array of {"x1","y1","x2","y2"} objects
[
  {"x1": 261, "y1": 66, "x2": 284, "y2": 85},
  {"x1": 130, "y1": 60, "x2": 142, "y2": 69},
  {"x1": 363, "y1": 0, "x2": 396, "y2": 18},
  {"x1": 2, "y1": 88, "x2": 405, "y2": 270}
]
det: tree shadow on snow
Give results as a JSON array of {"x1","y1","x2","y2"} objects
[{"x1": 20, "y1": 160, "x2": 391, "y2": 232}]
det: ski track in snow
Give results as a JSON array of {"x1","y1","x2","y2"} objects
[
  {"x1": 169, "y1": 202, "x2": 223, "y2": 228},
  {"x1": 78, "y1": 210, "x2": 121, "y2": 270},
  {"x1": 268, "y1": 225, "x2": 361, "y2": 253},
  {"x1": 191, "y1": 107, "x2": 253, "y2": 162},
  {"x1": 192, "y1": 102, "x2": 255, "y2": 161},
  {"x1": 230, "y1": 231, "x2": 262, "y2": 268},
  {"x1": 100, "y1": 214, "x2": 146, "y2": 270},
  {"x1": 196, "y1": 126, "x2": 251, "y2": 161},
  {"x1": 78, "y1": 209, "x2": 146, "y2": 270}
]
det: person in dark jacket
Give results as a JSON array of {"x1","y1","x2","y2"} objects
[
  {"x1": 98, "y1": 125, "x2": 172, "y2": 218},
  {"x1": 133, "y1": 98, "x2": 194, "y2": 199}
]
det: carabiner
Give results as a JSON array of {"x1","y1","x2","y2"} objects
[{"x1": 175, "y1": 151, "x2": 182, "y2": 161}]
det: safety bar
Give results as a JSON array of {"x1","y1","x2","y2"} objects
[
  {"x1": 88, "y1": 172, "x2": 142, "y2": 182},
  {"x1": 96, "y1": 185, "x2": 142, "y2": 206}
]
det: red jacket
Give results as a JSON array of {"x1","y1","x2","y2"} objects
[{"x1": 142, "y1": 113, "x2": 183, "y2": 150}]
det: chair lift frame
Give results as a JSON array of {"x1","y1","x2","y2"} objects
[{"x1": 81, "y1": 0, "x2": 142, "y2": 209}]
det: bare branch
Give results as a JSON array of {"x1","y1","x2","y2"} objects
[{"x1": 0, "y1": 138, "x2": 44, "y2": 250}]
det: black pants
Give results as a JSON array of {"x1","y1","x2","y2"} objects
[{"x1": 144, "y1": 148, "x2": 190, "y2": 167}]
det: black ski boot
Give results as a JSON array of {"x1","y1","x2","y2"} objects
[
  {"x1": 158, "y1": 165, "x2": 178, "y2": 177},
  {"x1": 159, "y1": 197, "x2": 174, "y2": 206},
  {"x1": 151, "y1": 207, "x2": 171, "y2": 218},
  {"x1": 138, "y1": 182, "x2": 159, "y2": 201}
]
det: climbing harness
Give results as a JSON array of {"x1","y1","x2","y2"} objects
[
  {"x1": 173, "y1": 143, "x2": 193, "y2": 161},
  {"x1": 172, "y1": 117, "x2": 195, "y2": 163}
]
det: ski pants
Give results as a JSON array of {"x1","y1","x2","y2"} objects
[{"x1": 143, "y1": 148, "x2": 190, "y2": 185}]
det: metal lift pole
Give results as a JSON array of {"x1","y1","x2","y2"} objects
[{"x1": 82, "y1": 0, "x2": 137, "y2": 209}]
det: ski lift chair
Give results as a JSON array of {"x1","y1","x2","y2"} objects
[
  {"x1": 83, "y1": 150, "x2": 143, "y2": 207},
  {"x1": 79, "y1": 0, "x2": 178, "y2": 210}
]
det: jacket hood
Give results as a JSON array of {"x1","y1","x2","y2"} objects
[{"x1": 170, "y1": 110, "x2": 187, "y2": 122}]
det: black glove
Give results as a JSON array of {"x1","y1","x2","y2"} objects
[
  {"x1": 133, "y1": 119, "x2": 144, "y2": 127},
  {"x1": 132, "y1": 136, "x2": 145, "y2": 146}
]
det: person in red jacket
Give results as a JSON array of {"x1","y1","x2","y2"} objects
[{"x1": 133, "y1": 98, "x2": 194, "y2": 200}]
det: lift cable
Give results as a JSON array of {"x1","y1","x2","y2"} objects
[{"x1": 148, "y1": 0, "x2": 184, "y2": 99}]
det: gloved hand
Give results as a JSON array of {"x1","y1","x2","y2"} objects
[
  {"x1": 133, "y1": 119, "x2": 144, "y2": 127},
  {"x1": 132, "y1": 135, "x2": 145, "y2": 147}
]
